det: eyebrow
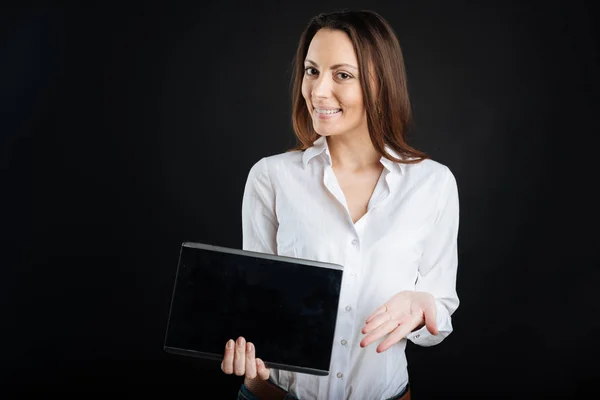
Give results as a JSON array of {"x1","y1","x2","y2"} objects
[{"x1": 305, "y1": 59, "x2": 358, "y2": 70}]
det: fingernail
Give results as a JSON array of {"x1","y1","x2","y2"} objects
[
  {"x1": 227, "y1": 339, "x2": 234, "y2": 349},
  {"x1": 237, "y1": 337, "x2": 244, "y2": 346},
  {"x1": 247, "y1": 342, "x2": 253, "y2": 352},
  {"x1": 256, "y1": 358, "x2": 262, "y2": 365}
]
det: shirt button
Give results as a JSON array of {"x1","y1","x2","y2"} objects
[
  {"x1": 345, "y1": 305, "x2": 352, "y2": 312},
  {"x1": 415, "y1": 334, "x2": 420, "y2": 338},
  {"x1": 351, "y1": 239, "x2": 359, "y2": 246},
  {"x1": 341, "y1": 339, "x2": 347, "y2": 345},
  {"x1": 337, "y1": 372, "x2": 343, "y2": 378},
  {"x1": 350, "y1": 272, "x2": 356, "y2": 278}
]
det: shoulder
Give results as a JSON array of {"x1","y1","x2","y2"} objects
[
  {"x1": 245, "y1": 149, "x2": 304, "y2": 184},
  {"x1": 404, "y1": 158, "x2": 455, "y2": 183},
  {"x1": 402, "y1": 158, "x2": 459, "y2": 204},
  {"x1": 248, "y1": 150, "x2": 304, "y2": 175}
]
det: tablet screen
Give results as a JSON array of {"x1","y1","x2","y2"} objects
[{"x1": 164, "y1": 243, "x2": 343, "y2": 375}]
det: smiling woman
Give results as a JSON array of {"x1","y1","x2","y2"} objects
[
  {"x1": 219, "y1": 9, "x2": 460, "y2": 400},
  {"x1": 290, "y1": 10, "x2": 428, "y2": 166}
]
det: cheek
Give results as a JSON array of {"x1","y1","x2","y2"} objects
[
  {"x1": 301, "y1": 80, "x2": 312, "y2": 105},
  {"x1": 339, "y1": 87, "x2": 363, "y2": 111}
]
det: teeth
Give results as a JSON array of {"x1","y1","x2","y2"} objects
[{"x1": 315, "y1": 108, "x2": 341, "y2": 115}]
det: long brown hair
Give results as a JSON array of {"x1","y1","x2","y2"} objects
[{"x1": 289, "y1": 10, "x2": 428, "y2": 164}]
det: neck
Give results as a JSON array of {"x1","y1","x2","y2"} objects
[{"x1": 326, "y1": 133, "x2": 381, "y2": 171}]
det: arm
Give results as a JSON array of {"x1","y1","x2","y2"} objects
[
  {"x1": 239, "y1": 157, "x2": 286, "y2": 398},
  {"x1": 242, "y1": 157, "x2": 278, "y2": 254},
  {"x1": 406, "y1": 166, "x2": 460, "y2": 347}
]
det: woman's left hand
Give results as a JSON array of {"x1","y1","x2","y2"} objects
[{"x1": 360, "y1": 291, "x2": 438, "y2": 353}]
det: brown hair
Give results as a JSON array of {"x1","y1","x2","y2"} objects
[{"x1": 289, "y1": 9, "x2": 429, "y2": 164}]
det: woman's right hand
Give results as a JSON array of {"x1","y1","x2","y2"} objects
[{"x1": 221, "y1": 336, "x2": 270, "y2": 380}]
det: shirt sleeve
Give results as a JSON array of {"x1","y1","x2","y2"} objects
[
  {"x1": 241, "y1": 157, "x2": 278, "y2": 255},
  {"x1": 406, "y1": 166, "x2": 460, "y2": 347}
]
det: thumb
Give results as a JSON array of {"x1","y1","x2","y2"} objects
[
  {"x1": 256, "y1": 358, "x2": 270, "y2": 380},
  {"x1": 423, "y1": 301, "x2": 438, "y2": 335}
]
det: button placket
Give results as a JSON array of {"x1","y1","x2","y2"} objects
[{"x1": 334, "y1": 237, "x2": 355, "y2": 391}]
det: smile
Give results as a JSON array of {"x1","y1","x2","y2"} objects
[{"x1": 314, "y1": 108, "x2": 342, "y2": 115}]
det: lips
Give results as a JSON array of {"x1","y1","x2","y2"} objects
[{"x1": 314, "y1": 107, "x2": 342, "y2": 115}]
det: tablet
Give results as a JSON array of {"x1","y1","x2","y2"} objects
[{"x1": 163, "y1": 242, "x2": 344, "y2": 376}]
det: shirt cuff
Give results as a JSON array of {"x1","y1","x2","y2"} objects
[{"x1": 405, "y1": 300, "x2": 453, "y2": 347}]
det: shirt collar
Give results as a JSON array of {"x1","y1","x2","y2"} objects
[
  {"x1": 302, "y1": 136, "x2": 329, "y2": 166},
  {"x1": 302, "y1": 135, "x2": 405, "y2": 175}
]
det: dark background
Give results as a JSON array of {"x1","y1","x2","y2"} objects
[{"x1": 2, "y1": 0, "x2": 598, "y2": 398}]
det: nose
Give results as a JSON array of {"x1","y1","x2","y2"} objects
[{"x1": 311, "y1": 73, "x2": 333, "y2": 99}]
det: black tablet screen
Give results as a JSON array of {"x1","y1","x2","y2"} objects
[{"x1": 164, "y1": 244, "x2": 343, "y2": 374}]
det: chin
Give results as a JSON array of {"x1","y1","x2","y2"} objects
[
  {"x1": 312, "y1": 125, "x2": 342, "y2": 137},
  {"x1": 314, "y1": 130, "x2": 345, "y2": 138}
]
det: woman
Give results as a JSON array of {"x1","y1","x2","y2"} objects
[{"x1": 221, "y1": 9, "x2": 460, "y2": 400}]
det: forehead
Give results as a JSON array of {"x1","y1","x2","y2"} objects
[{"x1": 305, "y1": 28, "x2": 357, "y2": 65}]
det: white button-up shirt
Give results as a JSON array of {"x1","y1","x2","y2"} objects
[{"x1": 241, "y1": 136, "x2": 460, "y2": 400}]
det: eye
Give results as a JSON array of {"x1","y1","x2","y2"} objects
[
  {"x1": 336, "y1": 72, "x2": 352, "y2": 80},
  {"x1": 305, "y1": 67, "x2": 318, "y2": 76}
]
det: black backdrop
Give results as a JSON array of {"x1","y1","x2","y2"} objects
[{"x1": 2, "y1": 1, "x2": 598, "y2": 398}]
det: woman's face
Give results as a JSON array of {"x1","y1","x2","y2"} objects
[{"x1": 301, "y1": 28, "x2": 367, "y2": 139}]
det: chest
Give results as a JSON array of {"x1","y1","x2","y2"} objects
[
  {"x1": 333, "y1": 166, "x2": 384, "y2": 224},
  {"x1": 273, "y1": 162, "x2": 436, "y2": 265}
]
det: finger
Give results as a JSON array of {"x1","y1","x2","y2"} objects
[
  {"x1": 245, "y1": 342, "x2": 257, "y2": 379},
  {"x1": 377, "y1": 316, "x2": 419, "y2": 352},
  {"x1": 365, "y1": 304, "x2": 387, "y2": 323},
  {"x1": 221, "y1": 339, "x2": 235, "y2": 374},
  {"x1": 360, "y1": 319, "x2": 398, "y2": 348},
  {"x1": 362, "y1": 312, "x2": 392, "y2": 334},
  {"x1": 423, "y1": 303, "x2": 438, "y2": 335},
  {"x1": 256, "y1": 358, "x2": 270, "y2": 380},
  {"x1": 234, "y1": 336, "x2": 246, "y2": 376}
]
